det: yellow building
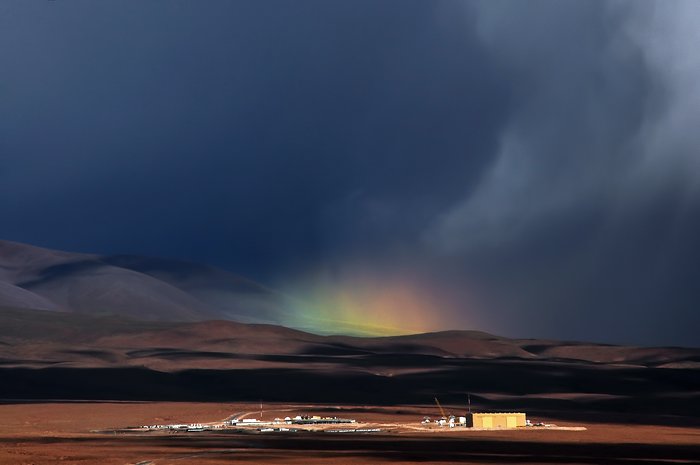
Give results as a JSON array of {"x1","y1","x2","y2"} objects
[{"x1": 466, "y1": 412, "x2": 526, "y2": 429}]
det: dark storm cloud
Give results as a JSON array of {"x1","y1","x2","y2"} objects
[
  {"x1": 1, "y1": 0, "x2": 508, "y2": 267},
  {"x1": 427, "y1": 0, "x2": 700, "y2": 344},
  {"x1": 1, "y1": 1, "x2": 698, "y2": 345}
]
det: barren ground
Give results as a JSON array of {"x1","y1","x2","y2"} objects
[{"x1": 1, "y1": 402, "x2": 699, "y2": 465}]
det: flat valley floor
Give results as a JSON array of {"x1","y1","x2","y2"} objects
[{"x1": 0, "y1": 402, "x2": 699, "y2": 465}]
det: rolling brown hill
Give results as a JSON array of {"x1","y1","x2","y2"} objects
[
  {"x1": 1, "y1": 306, "x2": 698, "y2": 371},
  {"x1": 1, "y1": 307, "x2": 699, "y2": 425}
]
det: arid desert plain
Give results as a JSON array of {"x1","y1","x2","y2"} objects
[{"x1": 1, "y1": 402, "x2": 699, "y2": 465}]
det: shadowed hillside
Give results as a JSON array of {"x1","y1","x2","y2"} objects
[
  {"x1": 1, "y1": 307, "x2": 698, "y2": 426},
  {"x1": 0, "y1": 239, "x2": 289, "y2": 325}
]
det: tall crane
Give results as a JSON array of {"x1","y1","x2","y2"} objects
[{"x1": 434, "y1": 397, "x2": 447, "y2": 419}]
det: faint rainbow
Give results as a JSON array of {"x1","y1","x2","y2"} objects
[{"x1": 280, "y1": 280, "x2": 448, "y2": 336}]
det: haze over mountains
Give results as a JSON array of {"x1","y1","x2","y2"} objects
[{"x1": 2, "y1": 238, "x2": 699, "y2": 361}]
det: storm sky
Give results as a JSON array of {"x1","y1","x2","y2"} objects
[{"x1": 2, "y1": 0, "x2": 699, "y2": 345}]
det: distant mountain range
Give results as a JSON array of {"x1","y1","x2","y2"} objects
[
  {"x1": 2, "y1": 240, "x2": 699, "y2": 423},
  {"x1": 1, "y1": 305, "x2": 699, "y2": 424},
  {"x1": 0, "y1": 239, "x2": 291, "y2": 325},
  {"x1": 1, "y1": 306, "x2": 698, "y2": 371}
]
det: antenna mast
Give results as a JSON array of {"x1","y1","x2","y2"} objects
[{"x1": 434, "y1": 397, "x2": 447, "y2": 418}]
